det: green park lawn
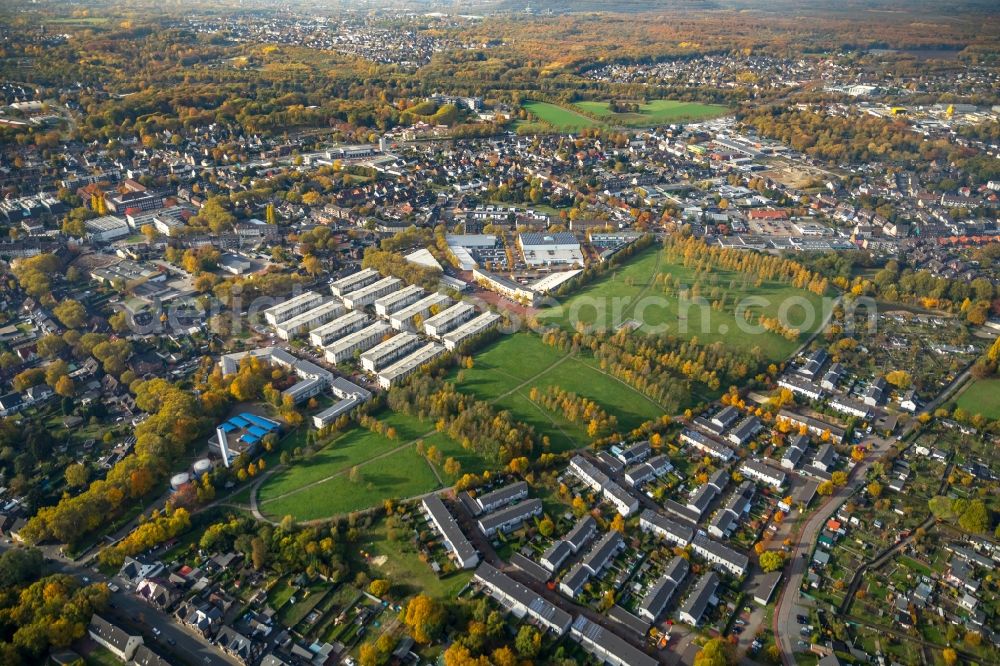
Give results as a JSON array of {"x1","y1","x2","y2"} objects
[
  {"x1": 448, "y1": 332, "x2": 665, "y2": 450},
  {"x1": 260, "y1": 441, "x2": 441, "y2": 522},
  {"x1": 574, "y1": 99, "x2": 729, "y2": 125},
  {"x1": 536, "y1": 246, "x2": 828, "y2": 362},
  {"x1": 521, "y1": 101, "x2": 598, "y2": 130},
  {"x1": 954, "y1": 377, "x2": 1000, "y2": 419}
]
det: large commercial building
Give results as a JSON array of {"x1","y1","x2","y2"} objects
[
  {"x1": 422, "y1": 302, "x2": 476, "y2": 339},
  {"x1": 308, "y1": 311, "x2": 369, "y2": 347},
  {"x1": 84, "y1": 215, "x2": 130, "y2": 243},
  {"x1": 518, "y1": 232, "x2": 584, "y2": 267},
  {"x1": 374, "y1": 284, "x2": 425, "y2": 317},
  {"x1": 389, "y1": 293, "x2": 452, "y2": 331},
  {"x1": 273, "y1": 300, "x2": 345, "y2": 341},
  {"x1": 262, "y1": 291, "x2": 325, "y2": 326},
  {"x1": 330, "y1": 268, "x2": 380, "y2": 297},
  {"x1": 324, "y1": 322, "x2": 392, "y2": 364},
  {"x1": 421, "y1": 494, "x2": 478, "y2": 569},
  {"x1": 342, "y1": 276, "x2": 403, "y2": 310},
  {"x1": 359, "y1": 332, "x2": 421, "y2": 373},
  {"x1": 441, "y1": 311, "x2": 502, "y2": 350},
  {"x1": 377, "y1": 342, "x2": 446, "y2": 389}
]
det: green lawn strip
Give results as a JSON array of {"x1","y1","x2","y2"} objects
[
  {"x1": 359, "y1": 521, "x2": 472, "y2": 600},
  {"x1": 260, "y1": 443, "x2": 441, "y2": 522},
  {"x1": 522, "y1": 101, "x2": 598, "y2": 130},
  {"x1": 953, "y1": 377, "x2": 1000, "y2": 419},
  {"x1": 538, "y1": 245, "x2": 826, "y2": 360},
  {"x1": 258, "y1": 428, "x2": 402, "y2": 502},
  {"x1": 573, "y1": 99, "x2": 729, "y2": 125}
]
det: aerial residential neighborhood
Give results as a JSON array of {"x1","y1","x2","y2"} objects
[{"x1": 0, "y1": 1, "x2": 997, "y2": 666}]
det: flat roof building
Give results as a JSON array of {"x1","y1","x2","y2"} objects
[
  {"x1": 274, "y1": 300, "x2": 345, "y2": 341},
  {"x1": 262, "y1": 291, "x2": 324, "y2": 326},
  {"x1": 389, "y1": 293, "x2": 453, "y2": 332},
  {"x1": 441, "y1": 311, "x2": 502, "y2": 350},
  {"x1": 374, "y1": 284, "x2": 425, "y2": 317},
  {"x1": 342, "y1": 276, "x2": 402, "y2": 310},
  {"x1": 330, "y1": 268, "x2": 380, "y2": 297},
  {"x1": 359, "y1": 332, "x2": 421, "y2": 373},
  {"x1": 309, "y1": 311, "x2": 369, "y2": 347},
  {"x1": 518, "y1": 232, "x2": 584, "y2": 267},
  {"x1": 324, "y1": 322, "x2": 392, "y2": 365},
  {"x1": 377, "y1": 342, "x2": 446, "y2": 389},
  {"x1": 423, "y1": 302, "x2": 477, "y2": 339}
]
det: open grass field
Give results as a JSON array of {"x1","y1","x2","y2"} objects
[
  {"x1": 522, "y1": 101, "x2": 599, "y2": 130},
  {"x1": 448, "y1": 332, "x2": 665, "y2": 450},
  {"x1": 260, "y1": 441, "x2": 441, "y2": 522},
  {"x1": 954, "y1": 378, "x2": 1000, "y2": 419},
  {"x1": 358, "y1": 521, "x2": 472, "y2": 600},
  {"x1": 536, "y1": 246, "x2": 828, "y2": 362},
  {"x1": 574, "y1": 99, "x2": 730, "y2": 126},
  {"x1": 257, "y1": 410, "x2": 452, "y2": 522}
]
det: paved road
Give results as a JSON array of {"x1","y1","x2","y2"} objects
[
  {"x1": 0, "y1": 541, "x2": 237, "y2": 665},
  {"x1": 772, "y1": 366, "x2": 973, "y2": 664}
]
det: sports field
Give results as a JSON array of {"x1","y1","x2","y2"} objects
[
  {"x1": 954, "y1": 378, "x2": 1000, "y2": 419},
  {"x1": 522, "y1": 101, "x2": 599, "y2": 130},
  {"x1": 536, "y1": 246, "x2": 828, "y2": 362},
  {"x1": 448, "y1": 332, "x2": 666, "y2": 451},
  {"x1": 574, "y1": 99, "x2": 730, "y2": 126}
]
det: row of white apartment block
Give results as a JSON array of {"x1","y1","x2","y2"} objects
[
  {"x1": 377, "y1": 341, "x2": 446, "y2": 389},
  {"x1": 273, "y1": 299, "x2": 345, "y2": 341},
  {"x1": 342, "y1": 276, "x2": 402, "y2": 310},
  {"x1": 441, "y1": 311, "x2": 502, "y2": 350},
  {"x1": 423, "y1": 302, "x2": 476, "y2": 339},
  {"x1": 262, "y1": 291, "x2": 325, "y2": 327},
  {"x1": 330, "y1": 268, "x2": 380, "y2": 297},
  {"x1": 309, "y1": 311, "x2": 369, "y2": 347},
  {"x1": 389, "y1": 292, "x2": 453, "y2": 331},
  {"x1": 360, "y1": 331, "x2": 422, "y2": 373},
  {"x1": 374, "y1": 284, "x2": 425, "y2": 316},
  {"x1": 324, "y1": 322, "x2": 393, "y2": 365}
]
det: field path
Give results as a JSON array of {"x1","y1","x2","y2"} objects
[
  {"x1": 258, "y1": 429, "x2": 437, "y2": 507},
  {"x1": 492, "y1": 350, "x2": 575, "y2": 401}
]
